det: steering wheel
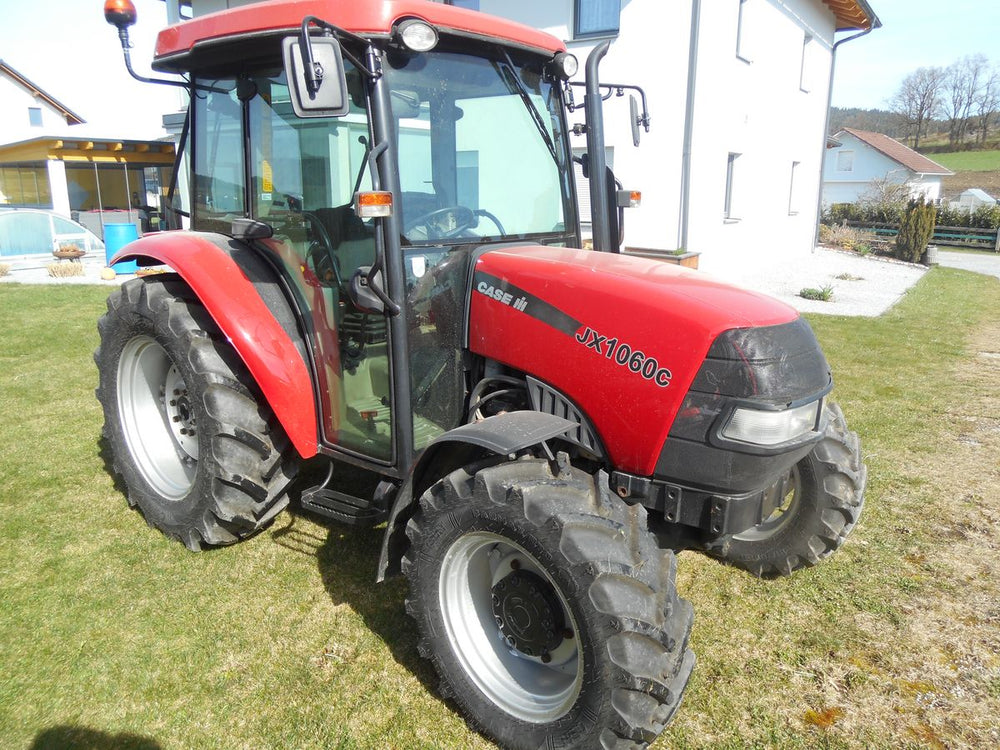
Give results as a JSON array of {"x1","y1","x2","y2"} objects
[
  {"x1": 404, "y1": 206, "x2": 477, "y2": 241},
  {"x1": 302, "y1": 211, "x2": 344, "y2": 289}
]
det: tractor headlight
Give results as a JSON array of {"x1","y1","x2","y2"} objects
[
  {"x1": 396, "y1": 19, "x2": 439, "y2": 52},
  {"x1": 721, "y1": 400, "x2": 821, "y2": 447}
]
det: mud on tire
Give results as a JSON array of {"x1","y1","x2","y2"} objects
[
  {"x1": 95, "y1": 275, "x2": 298, "y2": 550},
  {"x1": 705, "y1": 401, "x2": 866, "y2": 577},
  {"x1": 402, "y1": 457, "x2": 695, "y2": 750}
]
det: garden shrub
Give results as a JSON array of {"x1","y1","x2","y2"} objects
[{"x1": 895, "y1": 197, "x2": 937, "y2": 263}]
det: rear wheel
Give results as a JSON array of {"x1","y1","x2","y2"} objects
[
  {"x1": 95, "y1": 276, "x2": 298, "y2": 550},
  {"x1": 706, "y1": 401, "x2": 866, "y2": 577},
  {"x1": 403, "y1": 458, "x2": 694, "y2": 749}
]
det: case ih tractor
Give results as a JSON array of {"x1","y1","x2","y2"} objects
[{"x1": 96, "y1": 1, "x2": 865, "y2": 747}]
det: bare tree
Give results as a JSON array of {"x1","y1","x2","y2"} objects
[
  {"x1": 943, "y1": 55, "x2": 991, "y2": 146},
  {"x1": 890, "y1": 66, "x2": 946, "y2": 149},
  {"x1": 973, "y1": 65, "x2": 1000, "y2": 145}
]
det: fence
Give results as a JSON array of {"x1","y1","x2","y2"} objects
[{"x1": 844, "y1": 221, "x2": 1000, "y2": 252}]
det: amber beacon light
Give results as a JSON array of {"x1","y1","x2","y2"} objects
[{"x1": 104, "y1": 0, "x2": 137, "y2": 30}]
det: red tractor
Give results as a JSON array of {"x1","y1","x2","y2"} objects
[{"x1": 96, "y1": 1, "x2": 865, "y2": 747}]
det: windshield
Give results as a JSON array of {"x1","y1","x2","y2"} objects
[{"x1": 384, "y1": 48, "x2": 575, "y2": 245}]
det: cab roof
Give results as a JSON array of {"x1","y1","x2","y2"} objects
[{"x1": 154, "y1": 0, "x2": 566, "y2": 70}]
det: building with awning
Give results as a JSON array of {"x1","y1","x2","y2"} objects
[{"x1": 0, "y1": 136, "x2": 175, "y2": 233}]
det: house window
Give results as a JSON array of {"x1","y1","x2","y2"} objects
[
  {"x1": 788, "y1": 161, "x2": 800, "y2": 215},
  {"x1": 799, "y1": 34, "x2": 813, "y2": 92},
  {"x1": 575, "y1": 0, "x2": 621, "y2": 39},
  {"x1": 836, "y1": 150, "x2": 854, "y2": 172},
  {"x1": 724, "y1": 152, "x2": 740, "y2": 220},
  {"x1": 28, "y1": 107, "x2": 43, "y2": 127},
  {"x1": 736, "y1": 0, "x2": 752, "y2": 62},
  {"x1": 445, "y1": 0, "x2": 479, "y2": 9}
]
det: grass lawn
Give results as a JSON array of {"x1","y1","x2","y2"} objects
[
  {"x1": 933, "y1": 149, "x2": 1000, "y2": 172},
  {"x1": 2, "y1": 271, "x2": 1000, "y2": 749}
]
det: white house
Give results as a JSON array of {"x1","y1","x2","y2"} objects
[
  {"x1": 0, "y1": 60, "x2": 85, "y2": 146},
  {"x1": 822, "y1": 127, "x2": 953, "y2": 206},
  {"x1": 165, "y1": 0, "x2": 880, "y2": 272}
]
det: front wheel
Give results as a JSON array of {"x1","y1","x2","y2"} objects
[
  {"x1": 95, "y1": 276, "x2": 298, "y2": 550},
  {"x1": 705, "y1": 401, "x2": 866, "y2": 577},
  {"x1": 403, "y1": 458, "x2": 694, "y2": 749}
]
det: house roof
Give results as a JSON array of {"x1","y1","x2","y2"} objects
[
  {"x1": 0, "y1": 60, "x2": 85, "y2": 126},
  {"x1": 822, "y1": 0, "x2": 881, "y2": 31},
  {"x1": 838, "y1": 128, "x2": 953, "y2": 175}
]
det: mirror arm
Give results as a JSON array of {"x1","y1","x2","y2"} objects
[
  {"x1": 300, "y1": 15, "x2": 380, "y2": 81},
  {"x1": 567, "y1": 80, "x2": 650, "y2": 132}
]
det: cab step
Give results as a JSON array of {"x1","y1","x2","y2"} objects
[{"x1": 299, "y1": 486, "x2": 388, "y2": 526}]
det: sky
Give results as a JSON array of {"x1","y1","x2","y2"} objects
[
  {"x1": 830, "y1": 0, "x2": 1000, "y2": 110},
  {"x1": 1, "y1": 0, "x2": 998, "y2": 140}
]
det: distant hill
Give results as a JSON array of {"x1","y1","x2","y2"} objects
[{"x1": 829, "y1": 107, "x2": 908, "y2": 139}]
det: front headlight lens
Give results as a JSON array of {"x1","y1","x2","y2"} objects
[{"x1": 721, "y1": 400, "x2": 820, "y2": 446}]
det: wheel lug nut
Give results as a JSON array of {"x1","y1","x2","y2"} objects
[
  {"x1": 172, "y1": 416, "x2": 181, "y2": 422},
  {"x1": 510, "y1": 560, "x2": 521, "y2": 570},
  {"x1": 495, "y1": 616, "x2": 503, "y2": 627},
  {"x1": 173, "y1": 389, "x2": 180, "y2": 396},
  {"x1": 562, "y1": 628, "x2": 574, "y2": 640},
  {"x1": 541, "y1": 651, "x2": 552, "y2": 664},
  {"x1": 169, "y1": 399, "x2": 177, "y2": 406}
]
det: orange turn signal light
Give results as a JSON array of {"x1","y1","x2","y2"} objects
[
  {"x1": 616, "y1": 189, "x2": 641, "y2": 208},
  {"x1": 355, "y1": 191, "x2": 393, "y2": 218}
]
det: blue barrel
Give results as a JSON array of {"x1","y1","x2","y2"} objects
[{"x1": 104, "y1": 223, "x2": 140, "y2": 275}]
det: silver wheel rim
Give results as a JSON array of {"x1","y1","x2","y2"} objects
[
  {"x1": 734, "y1": 465, "x2": 801, "y2": 541},
  {"x1": 438, "y1": 532, "x2": 583, "y2": 723},
  {"x1": 117, "y1": 335, "x2": 198, "y2": 500}
]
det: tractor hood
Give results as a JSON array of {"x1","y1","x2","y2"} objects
[{"x1": 467, "y1": 245, "x2": 805, "y2": 476}]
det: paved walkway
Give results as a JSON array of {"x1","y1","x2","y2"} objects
[{"x1": 936, "y1": 249, "x2": 1000, "y2": 280}]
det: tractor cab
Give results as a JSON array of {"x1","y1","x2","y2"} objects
[{"x1": 153, "y1": 7, "x2": 587, "y2": 477}]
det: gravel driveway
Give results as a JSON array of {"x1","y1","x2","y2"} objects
[{"x1": 699, "y1": 246, "x2": 927, "y2": 317}]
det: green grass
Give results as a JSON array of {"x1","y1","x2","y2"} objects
[
  {"x1": 931, "y1": 149, "x2": 1000, "y2": 172},
  {"x1": 2, "y1": 271, "x2": 1000, "y2": 749}
]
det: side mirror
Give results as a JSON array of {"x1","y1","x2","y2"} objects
[
  {"x1": 629, "y1": 95, "x2": 641, "y2": 147},
  {"x1": 282, "y1": 36, "x2": 350, "y2": 118}
]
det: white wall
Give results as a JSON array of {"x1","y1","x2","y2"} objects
[
  {"x1": 0, "y1": 75, "x2": 73, "y2": 145},
  {"x1": 686, "y1": 0, "x2": 835, "y2": 272}
]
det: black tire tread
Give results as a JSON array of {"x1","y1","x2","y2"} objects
[
  {"x1": 402, "y1": 458, "x2": 695, "y2": 749},
  {"x1": 95, "y1": 276, "x2": 297, "y2": 550},
  {"x1": 705, "y1": 401, "x2": 866, "y2": 577}
]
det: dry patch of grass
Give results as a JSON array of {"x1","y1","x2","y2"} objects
[{"x1": 663, "y1": 268, "x2": 1000, "y2": 749}]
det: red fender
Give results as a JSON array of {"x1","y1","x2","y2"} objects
[{"x1": 112, "y1": 231, "x2": 319, "y2": 459}]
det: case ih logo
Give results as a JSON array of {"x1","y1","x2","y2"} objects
[{"x1": 474, "y1": 270, "x2": 671, "y2": 388}]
